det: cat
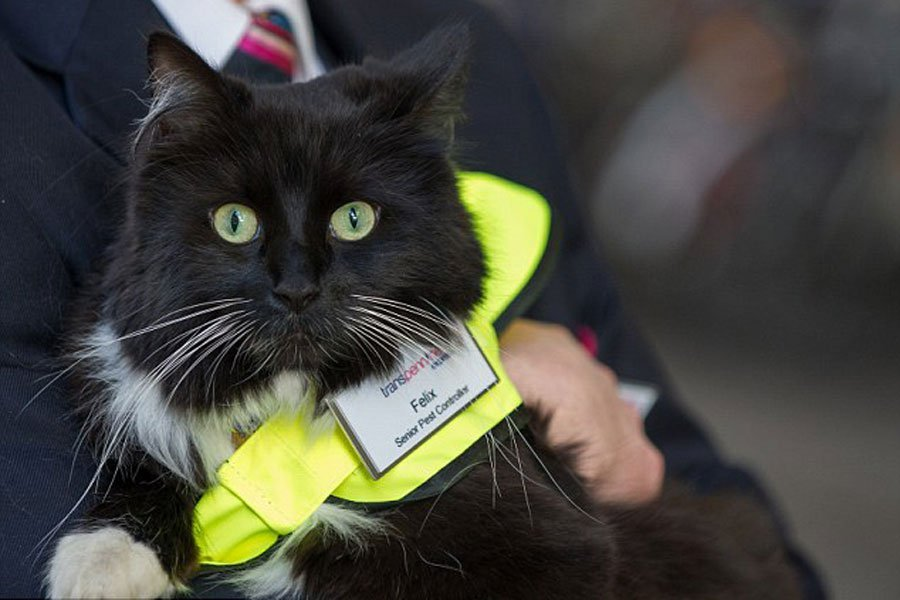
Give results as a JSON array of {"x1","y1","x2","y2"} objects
[{"x1": 46, "y1": 26, "x2": 802, "y2": 599}]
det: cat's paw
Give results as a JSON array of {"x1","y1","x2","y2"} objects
[{"x1": 46, "y1": 527, "x2": 176, "y2": 599}]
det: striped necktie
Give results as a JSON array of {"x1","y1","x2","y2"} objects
[{"x1": 223, "y1": 8, "x2": 300, "y2": 84}]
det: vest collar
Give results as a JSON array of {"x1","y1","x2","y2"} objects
[{"x1": 194, "y1": 172, "x2": 558, "y2": 566}]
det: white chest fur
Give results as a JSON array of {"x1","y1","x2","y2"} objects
[{"x1": 79, "y1": 321, "x2": 308, "y2": 485}]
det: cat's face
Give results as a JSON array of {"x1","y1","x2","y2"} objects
[{"x1": 106, "y1": 30, "x2": 483, "y2": 407}]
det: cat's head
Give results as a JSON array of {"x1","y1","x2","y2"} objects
[{"x1": 105, "y1": 27, "x2": 484, "y2": 408}]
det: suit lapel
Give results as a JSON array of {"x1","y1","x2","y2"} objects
[
  {"x1": 59, "y1": 0, "x2": 468, "y2": 163},
  {"x1": 61, "y1": 0, "x2": 431, "y2": 161},
  {"x1": 0, "y1": 0, "x2": 90, "y2": 72},
  {"x1": 306, "y1": 0, "x2": 365, "y2": 65},
  {"x1": 63, "y1": 0, "x2": 170, "y2": 162},
  {"x1": 306, "y1": 0, "x2": 457, "y2": 63}
]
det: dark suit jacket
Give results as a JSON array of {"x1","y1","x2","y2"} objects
[{"x1": 0, "y1": 0, "x2": 824, "y2": 597}]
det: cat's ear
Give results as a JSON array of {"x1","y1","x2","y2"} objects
[
  {"x1": 363, "y1": 24, "x2": 471, "y2": 143},
  {"x1": 135, "y1": 33, "x2": 242, "y2": 149}
]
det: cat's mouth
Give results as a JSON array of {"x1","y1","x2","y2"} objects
[
  {"x1": 278, "y1": 327, "x2": 331, "y2": 364},
  {"x1": 259, "y1": 299, "x2": 462, "y2": 391},
  {"x1": 263, "y1": 315, "x2": 381, "y2": 372},
  {"x1": 259, "y1": 329, "x2": 400, "y2": 396}
]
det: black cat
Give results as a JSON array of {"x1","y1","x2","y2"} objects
[{"x1": 47, "y1": 27, "x2": 801, "y2": 599}]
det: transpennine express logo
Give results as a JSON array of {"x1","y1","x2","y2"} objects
[{"x1": 378, "y1": 347, "x2": 450, "y2": 399}]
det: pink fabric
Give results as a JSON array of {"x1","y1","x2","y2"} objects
[
  {"x1": 576, "y1": 324, "x2": 599, "y2": 357},
  {"x1": 237, "y1": 35, "x2": 293, "y2": 76},
  {"x1": 252, "y1": 16, "x2": 293, "y2": 41}
]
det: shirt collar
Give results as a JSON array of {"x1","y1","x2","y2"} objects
[{"x1": 151, "y1": 0, "x2": 324, "y2": 81}]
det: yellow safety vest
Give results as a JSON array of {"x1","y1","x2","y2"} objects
[{"x1": 193, "y1": 171, "x2": 554, "y2": 566}]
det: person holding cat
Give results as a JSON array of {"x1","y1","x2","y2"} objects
[{"x1": 0, "y1": 0, "x2": 824, "y2": 597}]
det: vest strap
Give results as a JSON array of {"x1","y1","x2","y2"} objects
[{"x1": 194, "y1": 172, "x2": 554, "y2": 566}]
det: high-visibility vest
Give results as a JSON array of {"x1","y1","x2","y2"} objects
[{"x1": 193, "y1": 171, "x2": 554, "y2": 566}]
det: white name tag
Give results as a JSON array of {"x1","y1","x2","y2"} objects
[{"x1": 326, "y1": 325, "x2": 499, "y2": 479}]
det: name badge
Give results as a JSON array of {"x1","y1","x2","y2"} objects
[{"x1": 326, "y1": 324, "x2": 499, "y2": 479}]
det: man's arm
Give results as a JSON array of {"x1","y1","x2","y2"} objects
[
  {"x1": 500, "y1": 318, "x2": 665, "y2": 505},
  {"x1": 0, "y1": 34, "x2": 116, "y2": 594}
]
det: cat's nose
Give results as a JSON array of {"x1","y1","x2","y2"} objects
[{"x1": 273, "y1": 282, "x2": 319, "y2": 312}]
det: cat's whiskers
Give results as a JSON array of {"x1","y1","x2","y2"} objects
[
  {"x1": 319, "y1": 317, "x2": 338, "y2": 340},
  {"x1": 342, "y1": 321, "x2": 390, "y2": 373},
  {"x1": 340, "y1": 326, "x2": 373, "y2": 369},
  {"x1": 163, "y1": 315, "x2": 255, "y2": 406},
  {"x1": 204, "y1": 319, "x2": 259, "y2": 401},
  {"x1": 85, "y1": 310, "x2": 250, "y2": 467},
  {"x1": 416, "y1": 460, "x2": 483, "y2": 535},
  {"x1": 419, "y1": 296, "x2": 456, "y2": 323},
  {"x1": 348, "y1": 304, "x2": 463, "y2": 355},
  {"x1": 506, "y1": 420, "x2": 533, "y2": 526},
  {"x1": 138, "y1": 311, "x2": 249, "y2": 398},
  {"x1": 415, "y1": 550, "x2": 466, "y2": 577},
  {"x1": 109, "y1": 296, "x2": 247, "y2": 329},
  {"x1": 351, "y1": 294, "x2": 456, "y2": 332},
  {"x1": 484, "y1": 431, "x2": 502, "y2": 508},
  {"x1": 230, "y1": 323, "x2": 262, "y2": 373},
  {"x1": 348, "y1": 310, "x2": 461, "y2": 359},
  {"x1": 135, "y1": 309, "x2": 247, "y2": 372},
  {"x1": 234, "y1": 344, "x2": 279, "y2": 388},
  {"x1": 490, "y1": 436, "x2": 541, "y2": 486},
  {"x1": 104, "y1": 298, "x2": 252, "y2": 346},
  {"x1": 350, "y1": 295, "x2": 464, "y2": 352},
  {"x1": 308, "y1": 336, "x2": 333, "y2": 367},
  {"x1": 345, "y1": 316, "x2": 407, "y2": 366},
  {"x1": 315, "y1": 319, "x2": 366, "y2": 367},
  {"x1": 503, "y1": 416, "x2": 605, "y2": 526},
  {"x1": 348, "y1": 312, "x2": 421, "y2": 350},
  {"x1": 300, "y1": 316, "x2": 334, "y2": 367},
  {"x1": 344, "y1": 315, "x2": 402, "y2": 359},
  {"x1": 19, "y1": 300, "x2": 252, "y2": 419},
  {"x1": 320, "y1": 338, "x2": 360, "y2": 367},
  {"x1": 66, "y1": 311, "x2": 262, "y2": 516},
  {"x1": 484, "y1": 421, "x2": 580, "y2": 527}
]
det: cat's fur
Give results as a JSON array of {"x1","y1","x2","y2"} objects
[{"x1": 47, "y1": 27, "x2": 802, "y2": 599}]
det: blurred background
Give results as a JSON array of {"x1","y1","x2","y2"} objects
[{"x1": 480, "y1": 0, "x2": 900, "y2": 598}]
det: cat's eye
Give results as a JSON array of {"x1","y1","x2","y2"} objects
[
  {"x1": 212, "y1": 203, "x2": 259, "y2": 244},
  {"x1": 329, "y1": 201, "x2": 378, "y2": 242}
]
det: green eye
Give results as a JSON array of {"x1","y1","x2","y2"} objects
[
  {"x1": 329, "y1": 201, "x2": 377, "y2": 241},
  {"x1": 212, "y1": 203, "x2": 259, "y2": 244}
]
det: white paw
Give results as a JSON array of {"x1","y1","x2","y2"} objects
[{"x1": 46, "y1": 527, "x2": 176, "y2": 599}]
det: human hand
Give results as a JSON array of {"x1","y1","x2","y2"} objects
[{"x1": 499, "y1": 319, "x2": 664, "y2": 505}]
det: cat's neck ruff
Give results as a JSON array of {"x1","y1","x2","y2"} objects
[{"x1": 78, "y1": 320, "x2": 313, "y2": 486}]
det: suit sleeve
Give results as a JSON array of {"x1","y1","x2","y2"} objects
[{"x1": 0, "y1": 35, "x2": 118, "y2": 595}]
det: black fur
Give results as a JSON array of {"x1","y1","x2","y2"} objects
[
  {"x1": 56, "y1": 27, "x2": 802, "y2": 599},
  {"x1": 302, "y1": 442, "x2": 801, "y2": 599},
  {"x1": 114, "y1": 26, "x2": 482, "y2": 407}
]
